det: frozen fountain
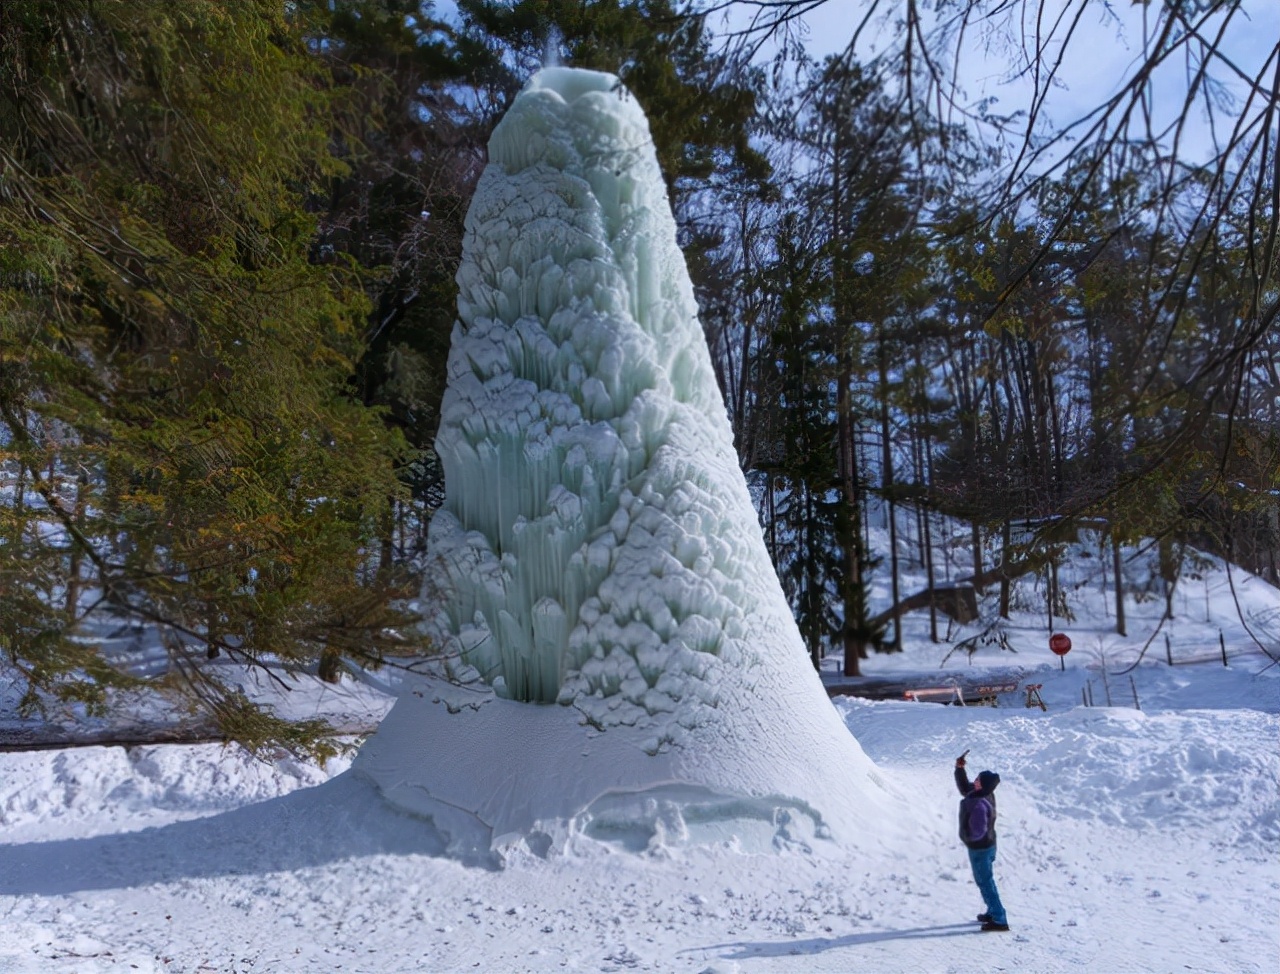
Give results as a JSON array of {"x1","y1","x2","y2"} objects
[{"x1": 355, "y1": 67, "x2": 899, "y2": 859}]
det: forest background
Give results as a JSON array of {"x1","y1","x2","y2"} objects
[{"x1": 1, "y1": 0, "x2": 1276, "y2": 753}]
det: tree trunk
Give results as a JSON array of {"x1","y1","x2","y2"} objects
[
  {"x1": 1113, "y1": 530, "x2": 1127, "y2": 637},
  {"x1": 396, "y1": 498, "x2": 407, "y2": 563},
  {"x1": 805, "y1": 484, "x2": 821, "y2": 672},
  {"x1": 207, "y1": 608, "x2": 220, "y2": 660},
  {"x1": 912, "y1": 398, "x2": 936, "y2": 644},
  {"x1": 924, "y1": 506, "x2": 937, "y2": 643},
  {"x1": 914, "y1": 504, "x2": 926, "y2": 569},
  {"x1": 766, "y1": 473, "x2": 777, "y2": 565},
  {"x1": 378, "y1": 495, "x2": 396, "y2": 577},
  {"x1": 839, "y1": 367, "x2": 864, "y2": 677},
  {"x1": 971, "y1": 520, "x2": 983, "y2": 593},
  {"x1": 1160, "y1": 538, "x2": 1180, "y2": 621},
  {"x1": 1047, "y1": 371, "x2": 1065, "y2": 503},
  {"x1": 878, "y1": 341, "x2": 901, "y2": 650},
  {"x1": 64, "y1": 473, "x2": 87, "y2": 621},
  {"x1": 318, "y1": 649, "x2": 342, "y2": 684},
  {"x1": 999, "y1": 518, "x2": 1012, "y2": 619},
  {"x1": 1100, "y1": 531, "x2": 1110, "y2": 615},
  {"x1": 1046, "y1": 558, "x2": 1057, "y2": 633},
  {"x1": 734, "y1": 197, "x2": 755, "y2": 460}
]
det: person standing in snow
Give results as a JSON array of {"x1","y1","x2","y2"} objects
[{"x1": 955, "y1": 752, "x2": 1009, "y2": 931}]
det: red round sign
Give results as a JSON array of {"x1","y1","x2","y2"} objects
[{"x1": 1049, "y1": 632, "x2": 1072, "y2": 656}]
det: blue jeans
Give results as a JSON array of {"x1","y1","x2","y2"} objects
[{"x1": 968, "y1": 845, "x2": 1007, "y2": 924}]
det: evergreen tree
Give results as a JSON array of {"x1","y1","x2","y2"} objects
[
  {"x1": 755, "y1": 213, "x2": 845, "y2": 670},
  {"x1": 0, "y1": 0, "x2": 417, "y2": 756},
  {"x1": 313, "y1": 0, "x2": 479, "y2": 538}
]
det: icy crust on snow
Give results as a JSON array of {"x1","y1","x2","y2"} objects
[{"x1": 362, "y1": 68, "x2": 893, "y2": 853}]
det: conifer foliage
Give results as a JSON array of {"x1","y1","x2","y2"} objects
[{"x1": 0, "y1": 0, "x2": 416, "y2": 756}]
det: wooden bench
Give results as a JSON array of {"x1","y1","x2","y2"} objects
[
  {"x1": 904, "y1": 681, "x2": 1022, "y2": 707},
  {"x1": 903, "y1": 686, "x2": 966, "y2": 705}
]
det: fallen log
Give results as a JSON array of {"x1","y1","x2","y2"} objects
[
  {"x1": 0, "y1": 720, "x2": 381, "y2": 753},
  {"x1": 867, "y1": 549, "x2": 1054, "y2": 632}
]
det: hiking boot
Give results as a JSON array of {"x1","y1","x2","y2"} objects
[
  {"x1": 981, "y1": 921, "x2": 1010, "y2": 932},
  {"x1": 976, "y1": 913, "x2": 993, "y2": 923}
]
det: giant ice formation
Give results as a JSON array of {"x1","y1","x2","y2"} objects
[{"x1": 355, "y1": 68, "x2": 899, "y2": 858}]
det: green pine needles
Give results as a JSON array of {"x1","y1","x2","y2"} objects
[{"x1": 0, "y1": 0, "x2": 422, "y2": 758}]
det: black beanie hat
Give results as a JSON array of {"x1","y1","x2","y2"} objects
[{"x1": 977, "y1": 770, "x2": 1001, "y2": 792}]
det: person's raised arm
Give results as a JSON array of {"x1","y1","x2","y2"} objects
[{"x1": 954, "y1": 749, "x2": 972, "y2": 795}]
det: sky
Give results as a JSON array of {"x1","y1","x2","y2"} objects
[
  {"x1": 711, "y1": 0, "x2": 1280, "y2": 168},
  {"x1": 431, "y1": 0, "x2": 1279, "y2": 170}
]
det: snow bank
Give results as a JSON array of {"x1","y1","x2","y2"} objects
[
  {"x1": 0, "y1": 742, "x2": 353, "y2": 844},
  {"x1": 838, "y1": 683, "x2": 1280, "y2": 852},
  {"x1": 356, "y1": 67, "x2": 896, "y2": 857}
]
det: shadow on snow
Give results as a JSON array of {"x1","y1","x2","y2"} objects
[
  {"x1": 689, "y1": 923, "x2": 983, "y2": 959},
  {"x1": 0, "y1": 770, "x2": 497, "y2": 896}
]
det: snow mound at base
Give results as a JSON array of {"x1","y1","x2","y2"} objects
[{"x1": 355, "y1": 676, "x2": 905, "y2": 863}]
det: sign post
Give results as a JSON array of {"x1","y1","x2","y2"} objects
[{"x1": 1050, "y1": 632, "x2": 1072, "y2": 671}]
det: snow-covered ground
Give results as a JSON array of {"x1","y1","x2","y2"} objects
[{"x1": 2, "y1": 543, "x2": 1276, "y2": 974}]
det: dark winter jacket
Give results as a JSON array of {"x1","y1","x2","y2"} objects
[{"x1": 956, "y1": 768, "x2": 1000, "y2": 849}]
